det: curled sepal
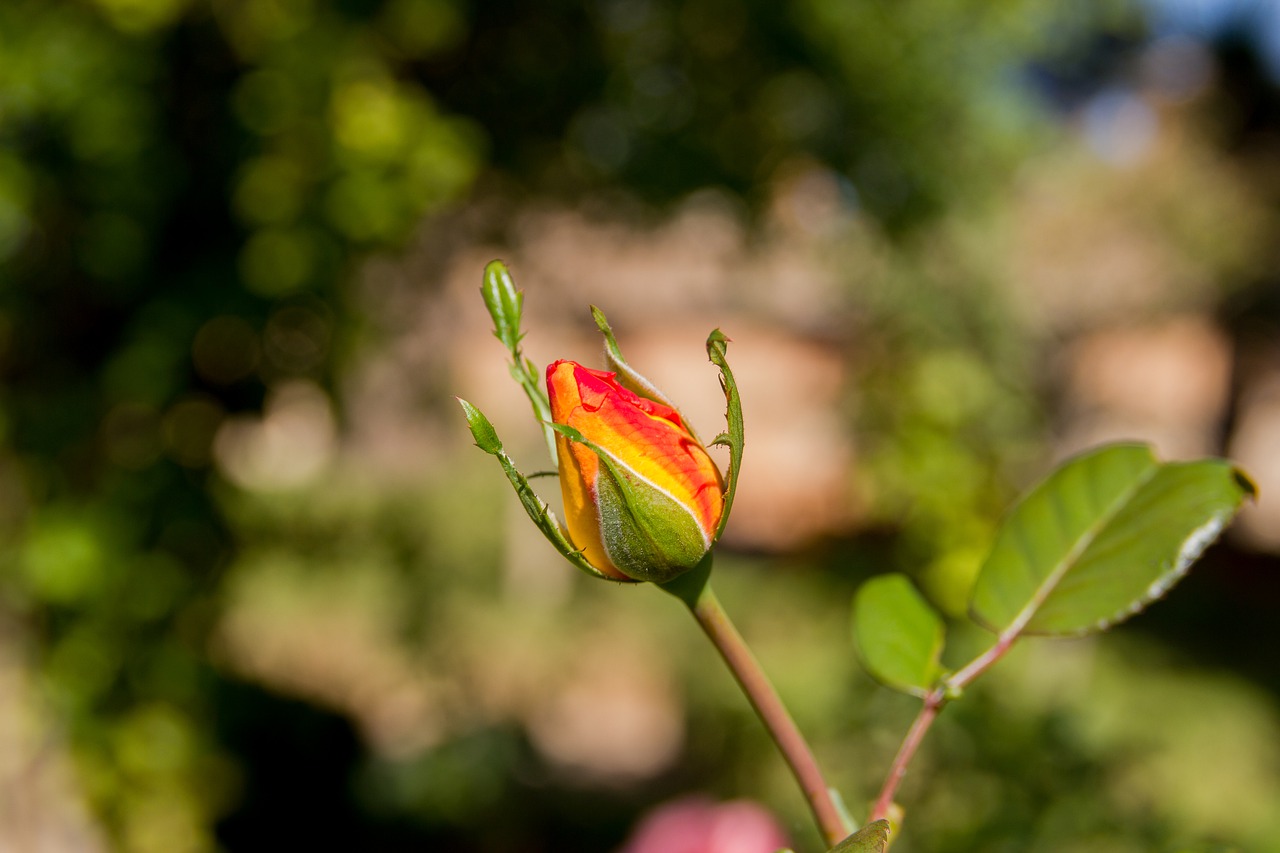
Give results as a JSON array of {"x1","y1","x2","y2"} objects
[
  {"x1": 481, "y1": 260, "x2": 557, "y2": 465},
  {"x1": 706, "y1": 329, "x2": 743, "y2": 540},
  {"x1": 829, "y1": 820, "x2": 890, "y2": 853},
  {"x1": 457, "y1": 398, "x2": 623, "y2": 581},
  {"x1": 549, "y1": 421, "x2": 713, "y2": 583},
  {"x1": 590, "y1": 306, "x2": 700, "y2": 435}
]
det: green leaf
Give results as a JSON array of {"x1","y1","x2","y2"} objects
[
  {"x1": 971, "y1": 443, "x2": 1257, "y2": 637},
  {"x1": 706, "y1": 328, "x2": 743, "y2": 541},
  {"x1": 829, "y1": 820, "x2": 891, "y2": 852},
  {"x1": 457, "y1": 399, "x2": 621, "y2": 582},
  {"x1": 853, "y1": 574, "x2": 945, "y2": 696},
  {"x1": 479, "y1": 261, "x2": 557, "y2": 465}
]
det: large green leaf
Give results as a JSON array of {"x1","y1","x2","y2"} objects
[
  {"x1": 829, "y1": 820, "x2": 890, "y2": 852},
  {"x1": 853, "y1": 574, "x2": 945, "y2": 696},
  {"x1": 971, "y1": 443, "x2": 1256, "y2": 637}
]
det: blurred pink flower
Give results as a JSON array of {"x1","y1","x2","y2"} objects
[{"x1": 619, "y1": 796, "x2": 791, "y2": 853}]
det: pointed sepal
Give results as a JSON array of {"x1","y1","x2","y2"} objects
[
  {"x1": 591, "y1": 305, "x2": 686, "y2": 412},
  {"x1": 458, "y1": 398, "x2": 624, "y2": 581},
  {"x1": 549, "y1": 421, "x2": 712, "y2": 583}
]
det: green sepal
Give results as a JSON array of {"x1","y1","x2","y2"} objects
[
  {"x1": 549, "y1": 422, "x2": 711, "y2": 583},
  {"x1": 706, "y1": 329, "x2": 743, "y2": 541},
  {"x1": 829, "y1": 820, "x2": 890, "y2": 853},
  {"x1": 591, "y1": 305, "x2": 681, "y2": 409},
  {"x1": 459, "y1": 396, "x2": 501, "y2": 453},
  {"x1": 590, "y1": 305, "x2": 710, "y2": 446},
  {"x1": 657, "y1": 550, "x2": 713, "y2": 608},
  {"x1": 481, "y1": 260, "x2": 557, "y2": 465},
  {"x1": 458, "y1": 399, "x2": 625, "y2": 582}
]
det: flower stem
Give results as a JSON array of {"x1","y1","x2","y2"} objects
[{"x1": 687, "y1": 583, "x2": 853, "y2": 846}]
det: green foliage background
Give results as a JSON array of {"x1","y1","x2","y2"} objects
[{"x1": 2, "y1": 1, "x2": 1279, "y2": 851}]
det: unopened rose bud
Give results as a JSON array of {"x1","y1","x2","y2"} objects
[{"x1": 547, "y1": 359, "x2": 723, "y2": 583}]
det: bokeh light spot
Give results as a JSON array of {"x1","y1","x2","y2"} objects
[
  {"x1": 231, "y1": 69, "x2": 301, "y2": 136},
  {"x1": 233, "y1": 156, "x2": 308, "y2": 226},
  {"x1": 102, "y1": 337, "x2": 184, "y2": 407},
  {"x1": 0, "y1": 153, "x2": 33, "y2": 261},
  {"x1": 102, "y1": 402, "x2": 163, "y2": 470},
  {"x1": 379, "y1": 0, "x2": 467, "y2": 58},
  {"x1": 323, "y1": 171, "x2": 402, "y2": 241},
  {"x1": 263, "y1": 302, "x2": 331, "y2": 375},
  {"x1": 239, "y1": 227, "x2": 315, "y2": 296},
  {"x1": 214, "y1": 381, "x2": 335, "y2": 490},
  {"x1": 78, "y1": 211, "x2": 149, "y2": 283},
  {"x1": 192, "y1": 315, "x2": 260, "y2": 385},
  {"x1": 163, "y1": 395, "x2": 226, "y2": 468},
  {"x1": 45, "y1": 625, "x2": 121, "y2": 704},
  {"x1": 20, "y1": 513, "x2": 107, "y2": 606},
  {"x1": 331, "y1": 80, "x2": 408, "y2": 158},
  {"x1": 89, "y1": 0, "x2": 190, "y2": 35},
  {"x1": 69, "y1": 89, "x2": 153, "y2": 162}
]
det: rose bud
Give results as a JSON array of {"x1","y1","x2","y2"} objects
[{"x1": 547, "y1": 359, "x2": 724, "y2": 583}]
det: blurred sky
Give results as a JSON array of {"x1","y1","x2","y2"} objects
[{"x1": 1147, "y1": 0, "x2": 1280, "y2": 80}]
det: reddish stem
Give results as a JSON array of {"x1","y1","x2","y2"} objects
[
  {"x1": 947, "y1": 625, "x2": 1021, "y2": 692},
  {"x1": 869, "y1": 691, "x2": 944, "y2": 823},
  {"x1": 870, "y1": 626, "x2": 1022, "y2": 825},
  {"x1": 689, "y1": 585, "x2": 853, "y2": 847}
]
